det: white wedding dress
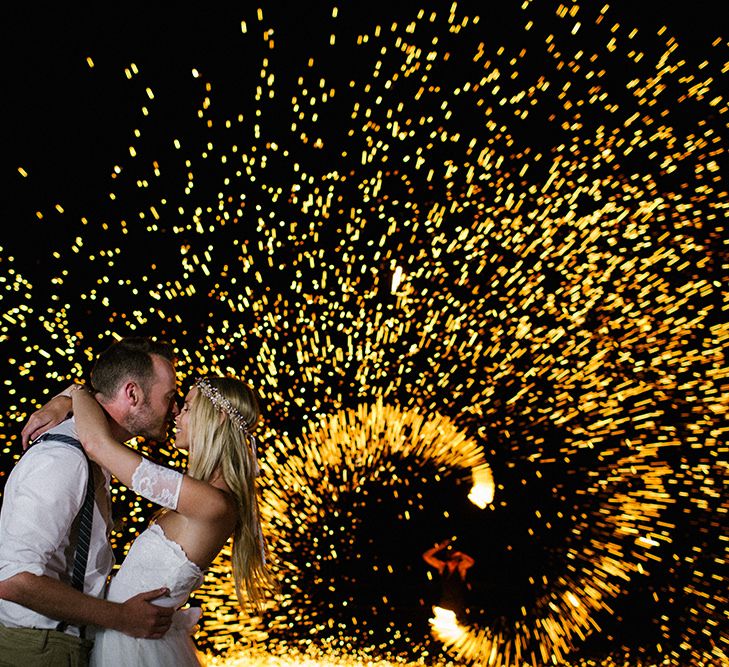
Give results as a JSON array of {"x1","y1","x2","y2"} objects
[{"x1": 90, "y1": 522, "x2": 207, "y2": 666}]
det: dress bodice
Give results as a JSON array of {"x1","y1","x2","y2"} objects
[
  {"x1": 90, "y1": 522, "x2": 207, "y2": 666},
  {"x1": 105, "y1": 522, "x2": 204, "y2": 609}
]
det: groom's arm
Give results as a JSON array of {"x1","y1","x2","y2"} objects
[
  {"x1": 0, "y1": 440, "x2": 172, "y2": 639},
  {"x1": 0, "y1": 573, "x2": 174, "y2": 638}
]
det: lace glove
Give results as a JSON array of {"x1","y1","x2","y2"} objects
[{"x1": 131, "y1": 457, "x2": 183, "y2": 510}]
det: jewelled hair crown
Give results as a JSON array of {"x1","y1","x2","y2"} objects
[{"x1": 194, "y1": 376, "x2": 252, "y2": 432}]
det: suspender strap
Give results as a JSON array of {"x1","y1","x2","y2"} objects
[{"x1": 30, "y1": 433, "x2": 94, "y2": 636}]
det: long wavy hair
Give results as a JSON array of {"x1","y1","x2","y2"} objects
[{"x1": 185, "y1": 374, "x2": 274, "y2": 612}]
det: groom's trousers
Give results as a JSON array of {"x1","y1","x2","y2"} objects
[{"x1": 0, "y1": 624, "x2": 93, "y2": 667}]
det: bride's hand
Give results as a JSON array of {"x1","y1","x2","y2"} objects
[
  {"x1": 70, "y1": 385, "x2": 112, "y2": 454},
  {"x1": 20, "y1": 386, "x2": 75, "y2": 450}
]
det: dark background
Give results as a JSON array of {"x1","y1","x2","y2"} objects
[{"x1": 0, "y1": 2, "x2": 726, "y2": 665}]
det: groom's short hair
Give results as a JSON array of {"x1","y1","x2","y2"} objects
[{"x1": 90, "y1": 337, "x2": 176, "y2": 398}]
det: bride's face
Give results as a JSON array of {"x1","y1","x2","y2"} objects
[{"x1": 173, "y1": 386, "x2": 197, "y2": 452}]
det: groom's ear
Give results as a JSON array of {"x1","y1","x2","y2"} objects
[{"x1": 123, "y1": 381, "x2": 141, "y2": 407}]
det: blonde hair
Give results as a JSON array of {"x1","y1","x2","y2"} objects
[{"x1": 186, "y1": 374, "x2": 273, "y2": 612}]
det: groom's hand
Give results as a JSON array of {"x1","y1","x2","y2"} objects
[{"x1": 118, "y1": 587, "x2": 174, "y2": 638}]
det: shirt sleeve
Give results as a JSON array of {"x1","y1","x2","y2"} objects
[{"x1": 0, "y1": 445, "x2": 88, "y2": 580}]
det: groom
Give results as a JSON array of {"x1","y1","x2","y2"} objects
[{"x1": 0, "y1": 336, "x2": 180, "y2": 666}]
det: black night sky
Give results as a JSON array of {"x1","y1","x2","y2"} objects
[{"x1": 0, "y1": 3, "x2": 726, "y2": 666}]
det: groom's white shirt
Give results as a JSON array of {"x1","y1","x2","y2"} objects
[{"x1": 0, "y1": 417, "x2": 115, "y2": 637}]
